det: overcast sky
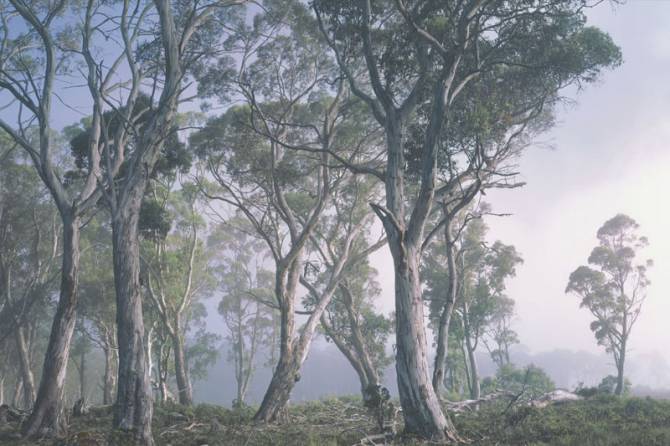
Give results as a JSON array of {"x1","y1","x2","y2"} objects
[{"x1": 371, "y1": 0, "x2": 670, "y2": 383}]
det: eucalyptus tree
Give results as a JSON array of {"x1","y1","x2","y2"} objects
[
  {"x1": 0, "y1": 144, "x2": 60, "y2": 411},
  {"x1": 312, "y1": 1, "x2": 620, "y2": 439},
  {"x1": 566, "y1": 214, "x2": 652, "y2": 396},
  {"x1": 67, "y1": 0, "x2": 247, "y2": 441},
  {"x1": 192, "y1": 2, "x2": 384, "y2": 421},
  {"x1": 484, "y1": 295, "x2": 518, "y2": 369},
  {"x1": 320, "y1": 267, "x2": 393, "y2": 398},
  {"x1": 142, "y1": 184, "x2": 213, "y2": 406},
  {"x1": 210, "y1": 220, "x2": 276, "y2": 408},
  {"x1": 300, "y1": 177, "x2": 388, "y2": 401},
  {"x1": 0, "y1": 0, "x2": 113, "y2": 434},
  {"x1": 456, "y1": 220, "x2": 522, "y2": 399},
  {"x1": 424, "y1": 216, "x2": 521, "y2": 399}
]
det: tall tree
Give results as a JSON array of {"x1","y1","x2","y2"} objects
[
  {"x1": 0, "y1": 1, "x2": 108, "y2": 435},
  {"x1": 566, "y1": 214, "x2": 652, "y2": 396},
  {"x1": 142, "y1": 184, "x2": 212, "y2": 406},
  {"x1": 71, "y1": 0, "x2": 246, "y2": 441},
  {"x1": 313, "y1": 1, "x2": 620, "y2": 439},
  {"x1": 0, "y1": 143, "x2": 60, "y2": 411},
  {"x1": 193, "y1": 2, "x2": 384, "y2": 418}
]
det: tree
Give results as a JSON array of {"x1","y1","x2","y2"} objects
[
  {"x1": 484, "y1": 296, "x2": 519, "y2": 370},
  {"x1": 70, "y1": 0, "x2": 245, "y2": 441},
  {"x1": 0, "y1": 139, "x2": 60, "y2": 412},
  {"x1": 313, "y1": 0, "x2": 620, "y2": 440},
  {"x1": 193, "y1": 3, "x2": 385, "y2": 419},
  {"x1": 481, "y1": 364, "x2": 555, "y2": 402},
  {"x1": 0, "y1": 1, "x2": 107, "y2": 435},
  {"x1": 321, "y1": 274, "x2": 394, "y2": 398},
  {"x1": 211, "y1": 221, "x2": 276, "y2": 408},
  {"x1": 566, "y1": 214, "x2": 651, "y2": 396},
  {"x1": 142, "y1": 184, "x2": 212, "y2": 406},
  {"x1": 424, "y1": 216, "x2": 522, "y2": 399}
]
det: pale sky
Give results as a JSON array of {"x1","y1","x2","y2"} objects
[{"x1": 371, "y1": 0, "x2": 670, "y2": 384}]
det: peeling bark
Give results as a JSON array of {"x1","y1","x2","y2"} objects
[{"x1": 23, "y1": 216, "x2": 80, "y2": 438}]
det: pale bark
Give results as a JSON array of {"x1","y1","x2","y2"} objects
[
  {"x1": 462, "y1": 303, "x2": 480, "y2": 400},
  {"x1": 103, "y1": 343, "x2": 118, "y2": 405},
  {"x1": 112, "y1": 205, "x2": 153, "y2": 446},
  {"x1": 171, "y1": 330, "x2": 193, "y2": 405},
  {"x1": 15, "y1": 327, "x2": 36, "y2": 409},
  {"x1": 23, "y1": 216, "x2": 80, "y2": 437},
  {"x1": 432, "y1": 218, "x2": 458, "y2": 395}
]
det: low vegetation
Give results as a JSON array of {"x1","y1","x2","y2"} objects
[{"x1": 2, "y1": 395, "x2": 670, "y2": 446}]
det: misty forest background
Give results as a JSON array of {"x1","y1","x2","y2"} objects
[{"x1": 0, "y1": 0, "x2": 667, "y2": 445}]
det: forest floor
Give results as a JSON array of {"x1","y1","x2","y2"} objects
[{"x1": 1, "y1": 394, "x2": 670, "y2": 446}]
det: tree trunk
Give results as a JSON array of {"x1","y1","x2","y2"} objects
[
  {"x1": 463, "y1": 306, "x2": 480, "y2": 400},
  {"x1": 171, "y1": 330, "x2": 193, "y2": 406},
  {"x1": 253, "y1": 353, "x2": 300, "y2": 422},
  {"x1": 103, "y1": 344, "x2": 117, "y2": 405},
  {"x1": 15, "y1": 327, "x2": 36, "y2": 410},
  {"x1": 321, "y1": 315, "x2": 378, "y2": 398},
  {"x1": 389, "y1": 237, "x2": 456, "y2": 442},
  {"x1": 254, "y1": 261, "x2": 301, "y2": 422},
  {"x1": 23, "y1": 214, "x2": 80, "y2": 438},
  {"x1": 432, "y1": 219, "x2": 458, "y2": 395},
  {"x1": 615, "y1": 337, "x2": 626, "y2": 396},
  {"x1": 78, "y1": 347, "x2": 87, "y2": 401},
  {"x1": 13, "y1": 378, "x2": 23, "y2": 409},
  {"x1": 112, "y1": 204, "x2": 153, "y2": 446}
]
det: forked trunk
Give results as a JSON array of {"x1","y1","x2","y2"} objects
[
  {"x1": 112, "y1": 204, "x2": 153, "y2": 446},
  {"x1": 171, "y1": 331, "x2": 193, "y2": 406},
  {"x1": 23, "y1": 216, "x2": 80, "y2": 438}
]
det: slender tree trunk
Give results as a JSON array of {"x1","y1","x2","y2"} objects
[
  {"x1": 462, "y1": 306, "x2": 480, "y2": 400},
  {"x1": 171, "y1": 330, "x2": 193, "y2": 406},
  {"x1": 23, "y1": 214, "x2": 80, "y2": 438},
  {"x1": 112, "y1": 202, "x2": 153, "y2": 446},
  {"x1": 103, "y1": 345, "x2": 117, "y2": 405},
  {"x1": 321, "y1": 315, "x2": 377, "y2": 398},
  {"x1": 15, "y1": 327, "x2": 36, "y2": 410},
  {"x1": 433, "y1": 219, "x2": 458, "y2": 395},
  {"x1": 78, "y1": 347, "x2": 87, "y2": 401},
  {"x1": 13, "y1": 378, "x2": 23, "y2": 409}
]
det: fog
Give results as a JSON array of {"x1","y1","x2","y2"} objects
[{"x1": 188, "y1": 1, "x2": 670, "y2": 405}]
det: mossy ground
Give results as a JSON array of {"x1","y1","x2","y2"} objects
[{"x1": 2, "y1": 395, "x2": 670, "y2": 445}]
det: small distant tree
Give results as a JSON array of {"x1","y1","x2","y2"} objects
[
  {"x1": 484, "y1": 296, "x2": 519, "y2": 370},
  {"x1": 211, "y1": 221, "x2": 276, "y2": 408},
  {"x1": 481, "y1": 364, "x2": 555, "y2": 401},
  {"x1": 566, "y1": 214, "x2": 652, "y2": 396}
]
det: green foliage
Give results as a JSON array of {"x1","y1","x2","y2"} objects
[
  {"x1": 482, "y1": 364, "x2": 555, "y2": 401},
  {"x1": 454, "y1": 396, "x2": 670, "y2": 446},
  {"x1": 575, "y1": 375, "x2": 633, "y2": 398}
]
